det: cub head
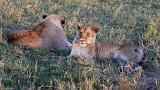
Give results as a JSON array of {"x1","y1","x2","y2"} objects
[
  {"x1": 42, "y1": 14, "x2": 65, "y2": 28},
  {"x1": 132, "y1": 47, "x2": 146, "y2": 65},
  {"x1": 115, "y1": 45, "x2": 146, "y2": 64},
  {"x1": 76, "y1": 24, "x2": 100, "y2": 47}
]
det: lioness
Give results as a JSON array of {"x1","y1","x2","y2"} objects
[
  {"x1": 8, "y1": 14, "x2": 71, "y2": 53},
  {"x1": 70, "y1": 24, "x2": 145, "y2": 65}
]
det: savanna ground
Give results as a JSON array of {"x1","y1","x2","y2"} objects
[{"x1": 0, "y1": 0, "x2": 160, "y2": 90}]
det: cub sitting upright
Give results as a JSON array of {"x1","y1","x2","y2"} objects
[
  {"x1": 8, "y1": 14, "x2": 71, "y2": 53},
  {"x1": 70, "y1": 24, "x2": 145, "y2": 65}
]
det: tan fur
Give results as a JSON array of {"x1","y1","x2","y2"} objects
[
  {"x1": 8, "y1": 14, "x2": 71, "y2": 53},
  {"x1": 70, "y1": 24, "x2": 145, "y2": 64}
]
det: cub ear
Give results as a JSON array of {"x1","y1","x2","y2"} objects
[
  {"x1": 77, "y1": 23, "x2": 83, "y2": 30},
  {"x1": 93, "y1": 26, "x2": 101, "y2": 33},
  {"x1": 42, "y1": 14, "x2": 48, "y2": 19},
  {"x1": 134, "y1": 48, "x2": 143, "y2": 53}
]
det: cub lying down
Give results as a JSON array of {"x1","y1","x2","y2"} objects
[{"x1": 70, "y1": 24, "x2": 145, "y2": 66}]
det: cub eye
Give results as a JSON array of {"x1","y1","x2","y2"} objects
[{"x1": 134, "y1": 48, "x2": 138, "y2": 53}]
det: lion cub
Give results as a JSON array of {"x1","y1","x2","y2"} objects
[{"x1": 70, "y1": 24, "x2": 145, "y2": 65}]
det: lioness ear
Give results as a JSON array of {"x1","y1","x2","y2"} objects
[
  {"x1": 42, "y1": 14, "x2": 48, "y2": 19},
  {"x1": 61, "y1": 19, "x2": 65, "y2": 25},
  {"x1": 93, "y1": 26, "x2": 101, "y2": 33},
  {"x1": 60, "y1": 16, "x2": 65, "y2": 25},
  {"x1": 77, "y1": 23, "x2": 83, "y2": 30}
]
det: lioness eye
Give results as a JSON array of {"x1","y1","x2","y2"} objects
[
  {"x1": 79, "y1": 32, "x2": 82, "y2": 36},
  {"x1": 87, "y1": 33, "x2": 91, "y2": 36}
]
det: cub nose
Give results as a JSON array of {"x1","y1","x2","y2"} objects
[{"x1": 80, "y1": 39, "x2": 85, "y2": 43}]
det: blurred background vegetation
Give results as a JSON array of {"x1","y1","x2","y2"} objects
[{"x1": 0, "y1": 0, "x2": 160, "y2": 89}]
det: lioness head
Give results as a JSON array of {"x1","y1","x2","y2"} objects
[
  {"x1": 42, "y1": 14, "x2": 65, "y2": 29},
  {"x1": 42, "y1": 14, "x2": 72, "y2": 53},
  {"x1": 76, "y1": 24, "x2": 100, "y2": 47}
]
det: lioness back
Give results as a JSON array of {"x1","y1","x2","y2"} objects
[
  {"x1": 8, "y1": 30, "x2": 42, "y2": 48},
  {"x1": 96, "y1": 42, "x2": 119, "y2": 60}
]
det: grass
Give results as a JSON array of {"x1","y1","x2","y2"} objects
[{"x1": 1, "y1": 0, "x2": 160, "y2": 89}]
